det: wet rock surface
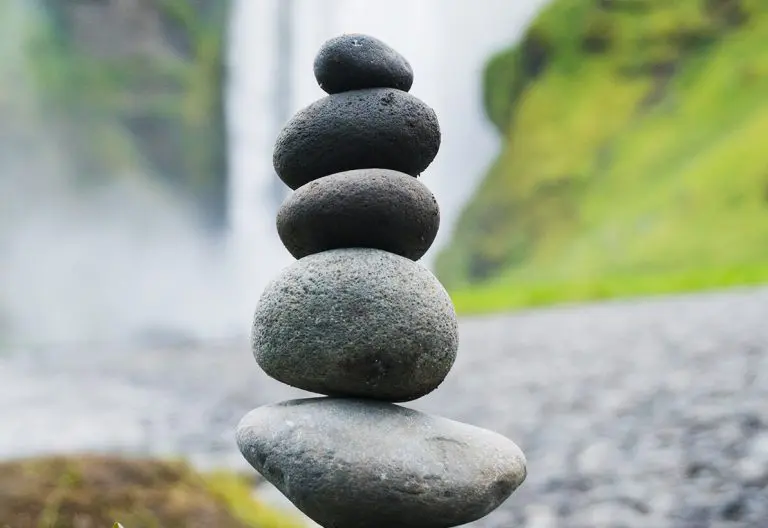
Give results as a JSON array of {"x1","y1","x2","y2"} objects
[
  {"x1": 2, "y1": 289, "x2": 766, "y2": 528},
  {"x1": 237, "y1": 398, "x2": 526, "y2": 528},
  {"x1": 251, "y1": 248, "x2": 458, "y2": 402},
  {"x1": 314, "y1": 33, "x2": 414, "y2": 94},
  {"x1": 272, "y1": 88, "x2": 440, "y2": 190},
  {"x1": 276, "y1": 168, "x2": 440, "y2": 261}
]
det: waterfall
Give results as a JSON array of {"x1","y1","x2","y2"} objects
[
  {"x1": 225, "y1": 0, "x2": 550, "y2": 277},
  {"x1": 225, "y1": 0, "x2": 294, "y2": 333},
  {"x1": 1, "y1": 0, "x2": 258, "y2": 348},
  {"x1": 0, "y1": 0, "x2": 549, "y2": 349}
]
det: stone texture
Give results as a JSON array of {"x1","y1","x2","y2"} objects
[
  {"x1": 251, "y1": 248, "x2": 458, "y2": 402},
  {"x1": 273, "y1": 88, "x2": 441, "y2": 190},
  {"x1": 5, "y1": 288, "x2": 768, "y2": 527},
  {"x1": 276, "y1": 168, "x2": 440, "y2": 260},
  {"x1": 236, "y1": 398, "x2": 527, "y2": 528},
  {"x1": 314, "y1": 33, "x2": 414, "y2": 94}
]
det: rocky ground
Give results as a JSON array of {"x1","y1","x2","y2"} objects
[
  {"x1": 421, "y1": 287, "x2": 768, "y2": 528},
  {"x1": 2, "y1": 287, "x2": 767, "y2": 527}
]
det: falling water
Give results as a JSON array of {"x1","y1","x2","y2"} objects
[
  {"x1": 1, "y1": 0, "x2": 255, "y2": 348},
  {"x1": 0, "y1": 0, "x2": 548, "y2": 348},
  {"x1": 226, "y1": 0, "x2": 551, "y2": 271}
]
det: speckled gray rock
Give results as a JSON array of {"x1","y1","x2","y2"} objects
[
  {"x1": 276, "y1": 168, "x2": 440, "y2": 261},
  {"x1": 314, "y1": 33, "x2": 414, "y2": 94},
  {"x1": 273, "y1": 88, "x2": 440, "y2": 190},
  {"x1": 252, "y1": 248, "x2": 458, "y2": 401},
  {"x1": 236, "y1": 398, "x2": 527, "y2": 528}
]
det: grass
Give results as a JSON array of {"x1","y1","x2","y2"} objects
[
  {"x1": 204, "y1": 471, "x2": 305, "y2": 528},
  {"x1": 436, "y1": 0, "x2": 768, "y2": 313},
  {"x1": 0, "y1": 454, "x2": 303, "y2": 528},
  {"x1": 450, "y1": 262, "x2": 768, "y2": 315}
]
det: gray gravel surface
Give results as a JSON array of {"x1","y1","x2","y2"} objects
[{"x1": 1, "y1": 287, "x2": 767, "y2": 527}]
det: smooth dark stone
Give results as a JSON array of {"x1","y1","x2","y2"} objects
[
  {"x1": 273, "y1": 88, "x2": 440, "y2": 190},
  {"x1": 314, "y1": 33, "x2": 414, "y2": 94},
  {"x1": 251, "y1": 248, "x2": 458, "y2": 402},
  {"x1": 276, "y1": 168, "x2": 440, "y2": 260},
  {"x1": 237, "y1": 398, "x2": 527, "y2": 528}
]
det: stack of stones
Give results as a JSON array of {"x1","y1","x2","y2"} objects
[{"x1": 236, "y1": 34, "x2": 527, "y2": 528}]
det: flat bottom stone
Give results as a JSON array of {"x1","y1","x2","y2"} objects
[{"x1": 236, "y1": 398, "x2": 527, "y2": 528}]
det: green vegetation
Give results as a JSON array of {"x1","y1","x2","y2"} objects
[
  {"x1": 436, "y1": 0, "x2": 768, "y2": 314},
  {"x1": 0, "y1": 454, "x2": 303, "y2": 528},
  {"x1": 28, "y1": 0, "x2": 230, "y2": 228}
]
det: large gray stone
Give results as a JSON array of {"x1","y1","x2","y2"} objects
[
  {"x1": 276, "y1": 168, "x2": 440, "y2": 261},
  {"x1": 252, "y1": 248, "x2": 458, "y2": 402},
  {"x1": 236, "y1": 398, "x2": 527, "y2": 528},
  {"x1": 314, "y1": 33, "x2": 414, "y2": 94},
  {"x1": 272, "y1": 88, "x2": 441, "y2": 190}
]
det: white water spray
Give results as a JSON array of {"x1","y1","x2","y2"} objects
[
  {"x1": 226, "y1": 0, "x2": 550, "y2": 266},
  {"x1": 1, "y1": 0, "x2": 548, "y2": 349},
  {"x1": 1, "y1": 0, "x2": 250, "y2": 348}
]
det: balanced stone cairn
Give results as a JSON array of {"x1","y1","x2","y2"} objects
[{"x1": 236, "y1": 34, "x2": 527, "y2": 528}]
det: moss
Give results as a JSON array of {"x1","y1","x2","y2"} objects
[
  {"x1": 0, "y1": 455, "x2": 303, "y2": 528},
  {"x1": 203, "y1": 471, "x2": 305, "y2": 528},
  {"x1": 437, "y1": 0, "x2": 768, "y2": 312},
  {"x1": 483, "y1": 29, "x2": 551, "y2": 134}
]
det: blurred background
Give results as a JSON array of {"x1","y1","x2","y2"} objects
[{"x1": 1, "y1": 0, "x2": 767, "y2": 527}]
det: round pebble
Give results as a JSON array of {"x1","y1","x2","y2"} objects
[
  {"x1": 276, "y1": 168, "x2": 440, "y2": 261},
  {"x1": 237, "y1": 398, "x2": 527, "y2": 528},
  {"x1": 251, "y1": 248, "x2": 458, "y2": 402},
  {"x1": 314, "y1": 33, "x2": 414, "y2": 94},
  {"x1": 273, "y1": 88, "x2": 441, "y2": 190}
]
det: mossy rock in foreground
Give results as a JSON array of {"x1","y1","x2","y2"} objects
[{"x1": 0, "y1": 455, "x2": 303, "y2": 528}]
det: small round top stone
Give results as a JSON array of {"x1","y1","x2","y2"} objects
[{"x1": 314, "y1": 33, "x2": 414, "y2": 94}]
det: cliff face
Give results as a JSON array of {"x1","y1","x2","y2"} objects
[
  {"x1": 33, "y1": 0, "x2": 230, "y2": 228},
  {"x1": 436, "y1": 0, "x2": 768, "y2": 311}
]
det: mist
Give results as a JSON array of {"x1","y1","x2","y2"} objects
[
  {"x1": 0, "y1": 0, "x2": 258, "y2": 349},
  {"x1": 1, "y1": 0, "x2": 547, "y2": 349}
]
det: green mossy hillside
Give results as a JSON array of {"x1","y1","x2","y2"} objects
[{"x1": 436, "y1": 0, "x2": 768, "y2": 313}]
